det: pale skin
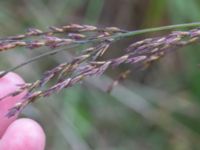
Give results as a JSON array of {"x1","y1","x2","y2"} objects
[{"x1": 0, "y1": 72, "x2": 46, "y2": 150}]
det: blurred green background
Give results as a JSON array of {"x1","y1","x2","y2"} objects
[{"x1": 1, "y1": 0, "x2": 200, "y2": 149}]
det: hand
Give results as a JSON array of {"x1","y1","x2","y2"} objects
[{"x1": 0, "y1": 72, "x2": 46, "y2": 150}]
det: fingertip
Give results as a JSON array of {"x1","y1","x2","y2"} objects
[
  {"x1": 0, "y1": 118, "x2": 46, "y2": 150},
  {"x1": 0, "y1": 72, "x2": 26, "y2": 138},
  {"x1": 0, "y1": 72, "x2": 25, "y2": 85}
]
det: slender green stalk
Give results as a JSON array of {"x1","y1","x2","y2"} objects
[{"x1": 112, "y1": 22, "x2": 200, "y2": 40}]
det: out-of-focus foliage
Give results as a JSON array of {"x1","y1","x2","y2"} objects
[{"x1": 1, "y1": 0, "x2": 200, "y2": 149}]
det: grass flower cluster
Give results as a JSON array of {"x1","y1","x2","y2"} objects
[{"x1": 1, "y1": 22, "x2": 200, "y2": 117}]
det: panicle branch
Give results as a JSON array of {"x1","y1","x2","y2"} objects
[{"x1": 0, "y1": 24, "x2": 124, "y2": 51}]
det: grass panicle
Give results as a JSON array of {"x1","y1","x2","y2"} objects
[{"x1": 1, "y1": 23, "x2": 200, "y2": 117}]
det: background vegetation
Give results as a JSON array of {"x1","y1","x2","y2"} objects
[{"x1": 1, "y1": 0, "x2": 200, "y2": 149}]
